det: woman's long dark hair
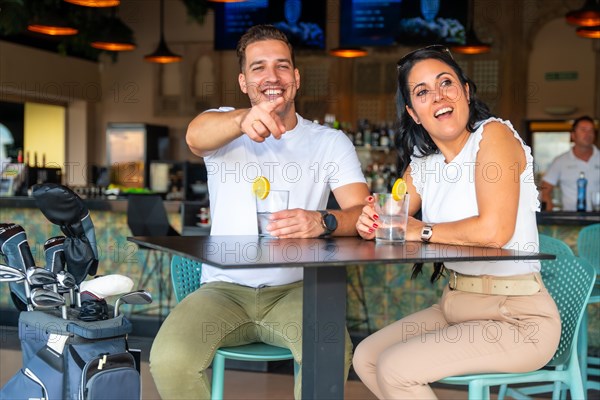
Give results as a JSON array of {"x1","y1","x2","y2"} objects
[{"x1": 394, "y1": 47, "x2": 495, "y2": 283}]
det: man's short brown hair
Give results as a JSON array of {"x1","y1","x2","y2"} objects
[{"x1": 236, "y1": 25, "x2": 295, "y2": 72}]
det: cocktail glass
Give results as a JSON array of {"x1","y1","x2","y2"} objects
[
  {"x1": 256, "y1": 190, "x2": 290, "y2": 237},
  {"x1": 374, "y1": 193, "x2": 410, "y2": 243}
]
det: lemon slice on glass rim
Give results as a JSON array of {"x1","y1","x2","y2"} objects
[
  {"x1": 391, "y1": 178, "x2": 407, "y2": 201},
  {"x1": 252, "y1": 176, "x2": 270, "y2": 200}
]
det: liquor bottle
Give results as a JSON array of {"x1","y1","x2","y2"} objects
[{"x1": 577, "y1": 171, "x2": 587, "y2": 212}]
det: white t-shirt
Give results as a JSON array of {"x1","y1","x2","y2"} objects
[
  {"x1": 410, "y1": 117, "x2": 541, "y2": 276},
  {"x1": 542, "y1": 146, "x2": 600, "y2": 211},
  {"x1": 201, "y1": 109, "x2": 366, "y2": 287}
]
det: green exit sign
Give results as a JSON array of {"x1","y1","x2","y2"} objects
[{"x1": 545, "y1": 71, "x2": 578, "y2": 81}]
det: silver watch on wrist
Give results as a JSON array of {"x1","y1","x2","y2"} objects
[{"x1": 421, "y1": 225, "x2": 434, "y2": 243}]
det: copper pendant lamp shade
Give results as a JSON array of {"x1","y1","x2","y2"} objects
[
  {"x1": 576, "y1": 25, "x2": 600, "y2": 38},
  {"x1": 90, "y1": 14, "x2": 136, "y2": 51},
  {"x1": 145, "y1": 0, "x2": 182, "y2": 63},
  {"x1": 64, "y1": 0, "x2": 120, "y2": 6},
  {"x1": 329, "y1": 47, "x2": 368, "y2": 58},
  {"x1": 451, "y1": 0, "x2": 490, "y2": 55},
  {"x1": 27, "y1": 24, "x2": 78, "y2": 36},
  {"x1": 565, "y1": 0, "x2": 600, "y2": 27}
]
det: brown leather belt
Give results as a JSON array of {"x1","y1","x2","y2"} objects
[{"x1": 448, "y1": 270, "x2": 542, "y2": 296}]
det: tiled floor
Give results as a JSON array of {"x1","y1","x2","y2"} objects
[{"x1": 2, "y1": 326, "x2": 596, "y2": 399}]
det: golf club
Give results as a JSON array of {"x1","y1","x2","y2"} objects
[
  {"x1": 0, "y1": 263, "x2": 26, "y2": 282},
  {"x1": 43, "y1": 236, "x2": 66, "y2": 274},
  {"x1": 26, "y1": 267, "x2": 58, "y2": 289},
  {"x1": 0, "y1": 264, "x2": 32, "y2": 310},
  {"x1": 56, "y1": 270, "x2": 77, "y2": 311},
  {"x1": 114, "y1": 290, "x2": 153, "y2": 318},
  {"x1": 30, "y1": 288, "x2": 66, "y2": 318}
]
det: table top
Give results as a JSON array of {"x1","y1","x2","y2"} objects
[{"x1": 128, "y1": 235, "x2": 554, "y2": 269}]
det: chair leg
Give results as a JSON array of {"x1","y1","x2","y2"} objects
[
  {"x1": 567, "y1": 361, "x2": 586, "y2": 400},
  {"x1": 211, "y1": 353, "x2": 226, "y2": 400},
  {"x1": 497, "y1": 384, "x2": 508, "y2": 400},
  {"x1": 578, "y1": 307, "x2": 589, "y2": 393},
  {"x1": 468, "y1": 380, "x2": 488, "y2": 400}
]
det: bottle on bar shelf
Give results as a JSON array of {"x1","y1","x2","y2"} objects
[{"x1": 576, "y1": 171, "x2": 587, "y2": 212}]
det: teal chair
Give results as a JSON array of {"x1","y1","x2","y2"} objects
[
  {"x1": 170, "y1": 255, "x2": 299, "y2": 400},
  {"x1": 539, "y1": 233, "x2": 574, "y2": 257},
  {"x1": 495, "y1": 234, "x2": 574, "y2": 399},
  {"x1": 438, "y1": 254, "x2": 597, "y2": 400},
  {"x1": 577, "y1": 223, "x2": 600, "y2": 393}
]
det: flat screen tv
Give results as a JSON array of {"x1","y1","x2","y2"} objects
[
  {"x1": 340, "y1": 0, "x2": 468, "y2": 47},
  {"x1": 214, "y1": 0, "x2": 326, "y2": 50}
]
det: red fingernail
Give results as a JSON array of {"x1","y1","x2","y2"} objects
[
  {"x1": 368, "y1": 228, "x2": 374, "y2": 233},
  {"x1": 373, "y1": 224, "x2": 378, "y2": 228},
  {"x1": 367, "y1": 196, "x2": 373, "y2": 202},
  {"x1": 373, "y1": 214, "x2": 379, "y2": 220}
]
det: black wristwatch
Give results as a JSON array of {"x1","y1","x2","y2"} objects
[{"x1": 318, "y1": 210, "x2": 338, "y2": 237}]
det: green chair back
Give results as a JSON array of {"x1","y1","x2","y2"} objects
[
  {"x1": 538, "y1": 234, "x2": 574, "y2": 257},
  {"x1": 170, "y1": 255, "x2": 203, "y2": 302},
  {"x1": 542, "y1": 255, "x2": 595, "y2": 367},
  {"x1": 578, "y1": 223, "x2": 600, "y2": 274}
]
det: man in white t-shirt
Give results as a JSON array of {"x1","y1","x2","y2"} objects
[
  {"x1": 541, "y1": 115, "x2": 600, "y2": 211},
  {"x1": 149, "y1": 25, "x2": 370, "y2": 399}
]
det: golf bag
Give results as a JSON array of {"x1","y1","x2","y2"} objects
[
  {"x1": 0, "y1": 311, "x2": 140, "y2": 400},
  {"x1": 1, "y1": 183, "x2": 147, "y2": 399}
]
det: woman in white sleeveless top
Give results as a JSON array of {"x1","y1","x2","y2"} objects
[{"x1": 353, "y1": 45, "x2": 561, "y2": 399}]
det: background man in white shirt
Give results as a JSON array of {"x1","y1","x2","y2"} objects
[{"x1": 541, "y1": 115, "x2": 599, "y2": 211}]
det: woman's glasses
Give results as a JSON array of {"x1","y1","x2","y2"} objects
[{"x1": 397, "y1": 45, "x2": 453, "y2": 69}]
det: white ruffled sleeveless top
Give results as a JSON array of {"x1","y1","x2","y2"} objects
[{"x1": 410, "y1": 117, "x2": 541, "y2": 276}]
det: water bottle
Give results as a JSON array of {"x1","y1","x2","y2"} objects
[{"x1": 577, "y1": 171, "x2": 587, "y2": 212}]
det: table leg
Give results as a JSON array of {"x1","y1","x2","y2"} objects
[{"x1": 302, "y1": 266, "x2": 347, "y2": 399}]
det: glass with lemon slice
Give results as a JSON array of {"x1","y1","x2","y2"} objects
[
  {"x1": 374, "y1": 178, "x2": 410, "y2": 243},
  {"x1": 252, "y1": 176, "x2": 289, "y2": 237}
]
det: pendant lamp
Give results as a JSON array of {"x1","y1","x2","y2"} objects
[
  {"x1": 451, "y1": 0, "x2": 491, "y2": 55},
  {"x1": 144, "y1": 0, "x2": 182, "y2": 63},
  {"x1": 27, "y1": 12, "x2": 78, "y2": 36},
  {"x1": 576, "y1": 25, "x2": 600, "y2": 38},
  {"x1": 565, "y1": 0, "x2": 600, "y2": 27},
  {"x1": 90, "y1": 14, "x2": 136, "y2": 51},
  {"x1": 64, "y1": 0, "x2": 120, "y2": 7},
  {"x1": 329, "y1": 47, "x2": 368, "y2": 58}
]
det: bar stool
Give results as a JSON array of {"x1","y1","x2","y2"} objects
[
  {"x1": 127, "y1": 194, "x2": 179, "y2": 321},
  {"x1": 170, "y1": 255, "x2": 299, "y2": 400}
]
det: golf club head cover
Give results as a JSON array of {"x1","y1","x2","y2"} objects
[
  {"x1": 32, "y1": 183, "x2": 99, "y2": 284},
  {"x1": 80, "y1": 274, "x2": 135, "y2": 301},
  {"x1": 0, "y1": 223, "x2": 35, "y2": 310},
  {"x1": 43, "y1": 236, "x2": 66, "y2": 274}
]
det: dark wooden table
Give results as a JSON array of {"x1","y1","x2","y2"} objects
[{"x1": 128, "y1": 235, "x2": 554, "y2": 400}]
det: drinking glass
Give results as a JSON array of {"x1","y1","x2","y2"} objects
[
  {"x1": 256, "y1": 190, "x2": 289, "y2": 237},
  {"x1": 374, "y1": 193, "x2": 410, "y2": 243},
  {"x1": 592, "y1": 191, "x2": 600, "y2": 212}
]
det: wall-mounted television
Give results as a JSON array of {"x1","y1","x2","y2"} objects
[
  {"x1": 340, "y1": 0, "x2": 468, "y2": 47},
  {"x1": 214, "y1": 0, "x2": 326, "y2": 51}
]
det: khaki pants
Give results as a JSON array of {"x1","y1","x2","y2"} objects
[
  {"x1": 150, "y1": 281, "x2": 353, "y2": 399},
  {"x1": 353, "y1": 286, "x2": 561, "y2": 399}
]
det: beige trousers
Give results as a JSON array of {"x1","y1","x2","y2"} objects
[{"x1": 353, "y1": 286, "x2": 561, "y2": 399}]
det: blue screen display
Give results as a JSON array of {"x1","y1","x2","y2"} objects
[
  {"x1": 214, "y1": 0, "x2": 326, "y2": 50},
  {"x1": 340, "y1": 0, "x2": 468, "y2": 47}
]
